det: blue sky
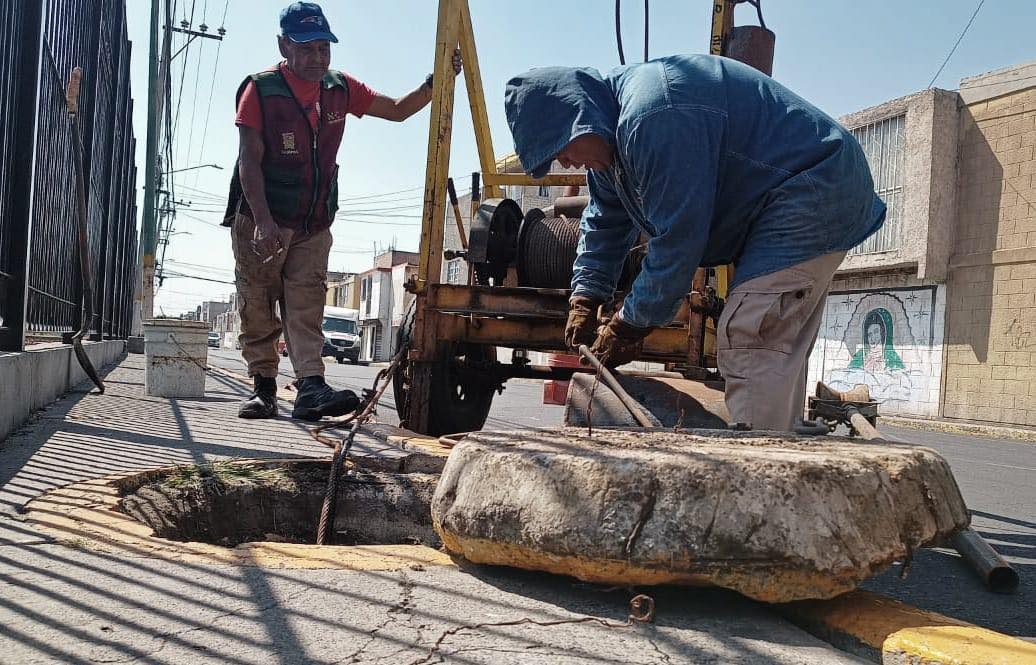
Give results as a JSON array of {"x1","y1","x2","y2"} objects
[{"x1": 125, "y1": 0, "x2": 1034, "y2": 314}]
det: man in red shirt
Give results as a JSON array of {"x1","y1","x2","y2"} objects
[{"x1": 225, "y1": 2, "x2": 461, "y2": 420}]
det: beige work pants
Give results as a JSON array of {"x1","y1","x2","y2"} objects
[
  {"x1": 231, "y1": 214, "x2": 331, "y2": 379},
  {"x1": 717, "y1": 251, "x2": 846, "y2": 431}
]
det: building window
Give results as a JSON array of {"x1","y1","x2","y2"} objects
[
  {"x1": 446, "y1": 259, "x2": 461, "y2": 284},
  {"x1": 849, "y1": 114, "x2": 905, "y2": 255},
  {"x1": 537, "y1": 185, "x2": 550, "y2": 197}
]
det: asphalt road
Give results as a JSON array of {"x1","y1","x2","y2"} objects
[{"x1": 211, "y1": 350, "x2": 1035, "y2": 637}]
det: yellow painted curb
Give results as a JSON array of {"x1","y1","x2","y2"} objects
[
  {"x1": 885, "y1": 625, "x2": 1036, "y2": 664},
  {"x1": 780, "y1": 590, "x2": 1036, "y2": 664},
  {"x1": 23, "y1": 461, "x2": 453, "y2": 572}
]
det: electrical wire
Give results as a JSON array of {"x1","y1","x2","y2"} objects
[
  {"x1": 615, "y1": 0, "x2": 625, "y2": 65},
  {"x1": 181, "y1": 32, "x2": 207, "y2": 168},
  {"x1": 178, "y1": 212, "x2": 225, "y2": 227},
  {"x1": 191, "y1": 0, "x2": 229, "y2": 189},
  {"x1": 166, "y1": 258, "x2": 234, "y2": 274},
  {"x1": 171, "y1": 0, "x2": 198, "y2": 140},
  {"x1": 643, "y1": 0, "x2": 648, "y2": 62},
  {"x1": 927, "y1": 0, "x2": 985, "y2": 89},
  {"x1": 161, "y1": 270, "x2": 235, "y2": 285}
]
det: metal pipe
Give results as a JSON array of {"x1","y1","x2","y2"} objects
[
  {"x1": 848, "y1": 408, "x2": 880, "y2": 440},
  {"x1": 845, "y1": 406, "x2": 1019, "y2": 593},
  {"x1": 577, "y1": 345, "x2": 656, "y2": 428},
  {"x1": 950, "y1": 528, "x2": 1020, "y2": 593}
]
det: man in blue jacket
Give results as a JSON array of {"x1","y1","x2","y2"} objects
[{"x1": 504, "y1": 55, "x2": 885, "y2": 431}]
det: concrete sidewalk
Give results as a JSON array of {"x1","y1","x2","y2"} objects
[{"x1": 0, "y1": 354, "x2": 873, "y2": 664}]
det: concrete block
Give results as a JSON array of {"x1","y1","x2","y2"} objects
[
  {"x1": 433, "y1": 429, "x2": 969, "y2": 603},
  {"x1": 143, "y1": 320, "x2": 208, "y2": 398},
  {"x1": 127, "y1": 336, "x2": 145, "y2": 354},
  {"x1": 0, "y1": 340, "x2": 124, "y2": 442}
]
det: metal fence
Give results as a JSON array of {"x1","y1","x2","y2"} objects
[
  {"x1": 0, "y1": 0, "x2": 138, "y2": 351},
  {"x1": 849, "y1": 113, "x2": 906, "y2": 256}
]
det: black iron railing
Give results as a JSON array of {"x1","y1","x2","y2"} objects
[{"x1": 0, "y1": 0, "x2": 138, "y2": 350}]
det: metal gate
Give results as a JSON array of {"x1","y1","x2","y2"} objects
[{"x1": 0, "y1": 0, "x2": 138, "y2": 351}]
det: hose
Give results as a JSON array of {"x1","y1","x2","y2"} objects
[{"x1": 66, "y1": 68, "x2": 104, "y2": 394}]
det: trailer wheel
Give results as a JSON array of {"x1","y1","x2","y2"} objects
[{"x1": 393, "y1": 303, "x2": 497, "y2": 436}]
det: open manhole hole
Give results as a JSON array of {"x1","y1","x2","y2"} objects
[{"x1": 116, "y1": 460, "x2": 441, "y2": 548}]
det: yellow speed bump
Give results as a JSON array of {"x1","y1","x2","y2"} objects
[{"x1": 780, "y1": 590, "x2": 1036, "y2": 664}]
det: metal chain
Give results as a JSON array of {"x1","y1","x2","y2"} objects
[{"x1": 314, "y1": 349, "x2": 404, "y2": 545}]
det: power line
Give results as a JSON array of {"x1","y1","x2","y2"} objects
[
  {"x1": 190, "y1": 0, "x2": 229, "y2": 189},
  {"x1": 161, "y1": 270, "x2": 235, "y2": 285},
  {"x1": 178, "y1": 212, "x2": 225, "y2": 227},
  {"x1": 166, "y1": 258, "x2": 234, "y2": 274},
  {"x1": 171, "y1": 0, "x2": 198, "y2": 141},
  {"x1": 182, "y1": 29, "x2": 207, "y2": 167},
  {"x1": 927, "y1": 0, "x2": 986, "y2": 89}
]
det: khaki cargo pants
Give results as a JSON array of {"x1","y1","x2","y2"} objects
[
  {"x1": 717, "y1": 251, "x2": 846, "y2": 431},
  {"x1": 231, "y1": 214, "x2": 331, "y2": 379}
]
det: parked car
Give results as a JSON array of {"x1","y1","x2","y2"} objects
[
  {"x1": 321, "y1": 306, "x2": 361, "y2": 364},
  {"x1": 207, "y1": 331, "x2": 221, "y2": 349}
]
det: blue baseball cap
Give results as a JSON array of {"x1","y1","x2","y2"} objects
[{"x1": 280, "y1": 2, "x2": 338, "y2": 43}]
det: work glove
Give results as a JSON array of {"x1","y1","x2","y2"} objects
[
  {"x1": 589, "y1": 314, "x2": 653, "y2": 368},
  {"x1": 565, "y1": 295, "x2": 603, "y2": 350}
]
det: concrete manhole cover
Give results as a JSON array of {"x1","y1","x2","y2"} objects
[
  {"x1": 432, "y1": 428, "x2": 970, "y2": 602},
  {"x1": 118, "y1": 460, "x2": 441, "y2": 548}
]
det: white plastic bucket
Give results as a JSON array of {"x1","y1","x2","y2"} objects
[{"x1": 142, "y1": 319, "x2": 209, "y2": 397}]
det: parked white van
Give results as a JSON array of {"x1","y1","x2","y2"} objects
[{"x1": 321, "y1": 306, "x2": 361, "y2": 364}]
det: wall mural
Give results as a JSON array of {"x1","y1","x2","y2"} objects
[{"x1": 807, "y1": 287, "x2": 945, "y2": 417}]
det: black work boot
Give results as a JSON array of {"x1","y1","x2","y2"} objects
[
  {"x1": 292, "y1": 376, "x2": 360, "y2": 422},
  {"x1": 239, "y1": 376, "x2": 278, "y2": 419}
]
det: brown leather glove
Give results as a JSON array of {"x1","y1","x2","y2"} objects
[
  {"x1": 589, "y1": 314, "x2": 653, "y2": 368},
  {"x1": 565, "y1": 296, "x2": 603, "y2": 350}
]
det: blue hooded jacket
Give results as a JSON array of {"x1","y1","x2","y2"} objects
[{"x1": 504, "y1": 55, "x2": 885, "y2": 328}]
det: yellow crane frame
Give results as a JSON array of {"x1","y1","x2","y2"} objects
[{"x1": 402, "y1": 0, "x2": 747, "y2": 433}]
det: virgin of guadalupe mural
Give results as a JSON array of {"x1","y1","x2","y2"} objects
[
  {"x1": 827, "y1": 301, "x2": 920, "y2": 404},
  {"x1": 849, "y1": 309, "x2": 905, "y2": 372}
]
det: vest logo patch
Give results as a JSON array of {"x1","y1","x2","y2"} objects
[
  {"x1": 325, "y1": 110, "x2": 346, "y2": 125},
  {"x1": 281, "y1": 132, "x2": 299, "y2": 155}
]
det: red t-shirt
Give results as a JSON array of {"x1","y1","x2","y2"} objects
[{"x1": 235, "y1": 62, "x2": 377, "y2": 131}]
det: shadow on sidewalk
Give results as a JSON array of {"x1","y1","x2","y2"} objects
[{"x1": 0, "y1": 355, "x2": 332, "y2": 517}]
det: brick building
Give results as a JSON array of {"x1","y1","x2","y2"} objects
[
  {"x1": 808, "y1": 59, "x2": 1036, "y2": 426},
  {"x1": 942, "y1": 62, "x2": 1036, "y2": 424}
]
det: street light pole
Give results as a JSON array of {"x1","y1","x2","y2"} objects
[{"x1": 164, "y1": 163, "x2": 223, "y2": 175}]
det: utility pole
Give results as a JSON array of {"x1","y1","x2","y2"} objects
[
  {"x1": 139, "y1": 0, "x2": 224, "y2": 322},
  {"x1": 139, "y1": 0, "x2": 162, "y2": 322}
]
